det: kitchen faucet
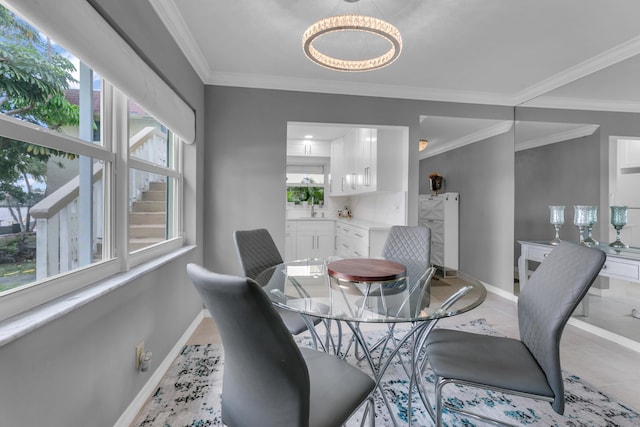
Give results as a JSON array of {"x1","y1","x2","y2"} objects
[{"x1": 310, "y1": 196, "x2": 317, "y2": 217}]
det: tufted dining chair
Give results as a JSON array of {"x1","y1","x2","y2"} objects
[
  {"x1": 187, "y1": 264, "x2": 375, "y2": 427},
  {"x1": 423, "y1": 241, "x2": 606, "y2": 426},
  {"x1": 233, "y1": 228, "x2": 322, "y2": 336},
  {"x1": 355, "y1": 225, "x2": 436, "y2": 359},
  {"x1": 380, "y1": 225, "x2": 434, "y2": 315}
]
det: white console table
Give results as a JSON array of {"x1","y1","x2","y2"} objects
[{"x1": 518, "y1": 240, "x2": 640, "y2": 316}]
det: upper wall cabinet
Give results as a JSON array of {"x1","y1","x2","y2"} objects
[
  {"x1": 330, "y1": 128, "x2": 402, "y2": 196},
  {"x1": 287, "y1": 140, "x2": 330, "y2": 157}
]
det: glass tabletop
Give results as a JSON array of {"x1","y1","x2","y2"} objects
[{"x1": 255, "y1": 258, "x2": 487, "y2": 323}]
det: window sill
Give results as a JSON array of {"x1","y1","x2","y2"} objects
[{"x1": 0, "y1": 245, "x2": 196, "y2": 347}]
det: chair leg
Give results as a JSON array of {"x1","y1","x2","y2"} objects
[
  {"x1": 369, "y1": 396, "x2": 376, "y2": 427},
  {"x1": 435, "y1": 376, "x2": 446, "y2": 427},
  {"x1": 435, "y1": 377, "x2": 522, "y2": 427},
  {"x1": 347, "y1": 396, "x2": 375, "y2": 427}
]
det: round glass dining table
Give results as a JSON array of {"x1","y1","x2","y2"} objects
[{"x1": 255, "y1": 257, "x2": 487, "y2": 426}]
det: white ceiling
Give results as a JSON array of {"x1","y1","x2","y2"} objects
[{"x1": 149, "y1": 0, "x2": 640, "y2": 152}]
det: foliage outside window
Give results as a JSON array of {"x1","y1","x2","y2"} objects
[
  {"x1": 286, "y1": 170, "x2": 325, "y2": 205},
  {"x1": 287, "y1": 186, "x2": 324, "y2": 205}
]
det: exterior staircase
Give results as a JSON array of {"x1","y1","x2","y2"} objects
[{"x1": 129, "y1": 181, "x2": 167, "y2": 252}]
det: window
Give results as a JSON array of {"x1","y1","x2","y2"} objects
[
  {"x1": 127, "y1": 101, "x2": 180, "y2": 253},
  {"x1": 0, "y1": 5, "x2": 184, "y2": 320},
  {"x1": 286, "y1": 165, "x2": 326, "y2": 206}
]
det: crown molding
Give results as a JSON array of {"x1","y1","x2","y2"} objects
[
  {"x1": 513, "y1": 34, "x2": 640, "y2": 105},
  {"x1": 208, "y1": 71, "x2": 515, "y2": 105},
  {"x1": 148, "y1": 0, "x2": 211, "y2": 83},
  {"x1": 519, "y1": 96, "x2": 640, "y2": 113},
  {"x1": 150, "y1": 1, "x2": 640, "y2": 109},
  {"x1": 515, "y1": 124, "x2": 600, "y2": 152},
  {"x1": 420, "y1": 120, "x2": 514, "y2": 159}
]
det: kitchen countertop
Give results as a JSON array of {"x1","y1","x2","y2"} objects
[
  {"x1": 287, "y1": 217, "x2": 336, "y2": 222},
  {"x1": 287, "y1": 216, "x2": 392, "y2": 231}
]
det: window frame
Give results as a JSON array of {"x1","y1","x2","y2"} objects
[
  {"x1": 0, "y1": 80, "x2": 185, "y2": 322},
  {"x1": 286, "y1": 162, "x2": 328, "y2": 206}
]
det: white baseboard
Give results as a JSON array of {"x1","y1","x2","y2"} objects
[
  {"x1": 114, "y1": 309, "x2": 206, "y2": 427},
  {"x1": 568, "y1": 317, "x2": 640, "y2": 353},
  {"x1": 486, "y1": 281, "x2": 640, "y2": 354},
  {"x1": 484, "y1": 281, "x2": 518, "y2": 303}
]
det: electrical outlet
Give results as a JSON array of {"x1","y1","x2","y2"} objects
[{"x1": 135, "y1": 341, "x2": 145, "y2": 370}]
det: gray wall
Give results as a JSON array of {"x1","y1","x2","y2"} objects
[
  {"x1": 205, "y1": 86, "x2": 514, "y2": 292},
  {"x1": 0, "y1": 1, "x2": 205, "y2": 426},
  {"x1": 419, "y1": 132, "x2": 515, "y2": 290},
  {"x1": 515, "y1": 133, "x2": 600, "y2": 256}
]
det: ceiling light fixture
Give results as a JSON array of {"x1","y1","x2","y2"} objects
[
  {"x1": 302, "y1": 8, "x2": 402, "y2": 72},
  {"x1": 419, "y1": 139, "x2": 428, "y2": 151}
]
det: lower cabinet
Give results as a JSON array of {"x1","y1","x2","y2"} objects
[
  {"x1": 286, "y1": 221, "x2": 335, "y2": 261},
  {"x1": 284, "y1": 221, "x2": 297, "y2": 261},
  {"x1": 285, "y1": 219, "x2": 389, "y2": 261},
  {"x1": 335, "y1": 221, "x2": 389, "y2": 258}
]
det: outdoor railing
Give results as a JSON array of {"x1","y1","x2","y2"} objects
[{"x1": 29, "y1": 127, "x2": 166, "y2": 280}]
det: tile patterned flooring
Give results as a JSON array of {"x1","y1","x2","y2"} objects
[{"x1": 187, "y1": 288, "x2": 640, "y2": 414}]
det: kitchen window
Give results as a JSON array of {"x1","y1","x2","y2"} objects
[{"x1": 286, "y1": 164, "x2": 326, "y2": 206}]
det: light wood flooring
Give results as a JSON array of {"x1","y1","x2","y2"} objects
[{"x1": 186, "y1": 289, "x2": 640, "y2": 414}]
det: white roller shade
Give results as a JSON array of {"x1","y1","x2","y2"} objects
[{"x1": 3, "y1": 0, "x2": 196, "y2": 144}]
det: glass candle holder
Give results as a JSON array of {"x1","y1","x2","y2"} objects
[
  {"x1": 583, "y1": 206, "x2": 599, "y2": 246},
  {"x1": 574, "y1": 205, "x2": 590, "y2": 245},
  {"x1": 549, "y1": 205, "x2": 565, "y2": 245},
  {"x1": 609, "y1": 206, "x2": 629, "y2": 248}
]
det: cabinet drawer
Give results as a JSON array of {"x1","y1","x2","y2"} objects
[
  {"x1": 336, "y1": 239, "x2": 368, "y2": 258},
  {"x1": 336, "y1": 223, "x2": 353, "y2": 237},
  {"x1": 351, "y1": 227, "x2": 368, "y2": 255},
  {"x1": 419, "y1": 197, "x2": 444, "y2": 220},
  {"x1": 601, "y1": 259, "x2": 640, "y2": 281},
  {"x1": 527, "y1": 245, "x2": 552, "y2": 262},
  {"x1": 419, "y1": 220, "x2": 444, "y2": 243},
  {"x1": 431, "y1": 242, "x2": 444, "y2": 266},
  {"x1": 336, "y1": 223, "x2": 369, "y2": 257}
]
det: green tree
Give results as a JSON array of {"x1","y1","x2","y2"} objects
[{"x1": 0, "y1": 5, "x2": 79, "y2": 231}]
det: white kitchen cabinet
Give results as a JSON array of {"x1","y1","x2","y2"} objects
[
  {"x1": 351, "y1": 128, "x2": 373, "y2": 192},
  {"x1": 418, "y1": 193, "x2": 459, "y2": 275},
  {"x1": 335, "y1": 220, "x2": 389, "y2": 258},
  {"x1": 284, "y1": 221, "x2": 297, "y2": 261},
  {"x1": 329, "y1": 127, "x2": 402, "y2": 196},
  {"x1": 330, "y1": 137, "x2": 345, "y2": 195},
  {"x1": 288, "y1": 220, "x2": 335, "y2": 260},
  {"x1": 287, "y1": 140, "x2": 330, "y2": 157}
]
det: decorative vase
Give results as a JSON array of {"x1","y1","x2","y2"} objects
[
  {"x1": 549, "y1": 205, "x2": 565, "y2": 245},
  {"x1": 583, "y1": 206, "x2": 598, "y2": 246},
  {"x1": 574, "y1": 205, "x2": 590, "y2": 245},
  {"x1": 429, "y1": 174, "x2": 443, "y2": 196},
  {"x1": 609, "y1": 206, "x2": 629, "y2": 249}
]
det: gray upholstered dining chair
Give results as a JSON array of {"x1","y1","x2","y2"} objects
[
  {"x1": 233, "y1": 228, "x2": 321, "y2": 336},
  {"x1": 380, "y1": 225, "x2": 434, "y2": 314},
  {"x1": 355, "y1": 225, "x2": 436, "y2": 358},
  {"x1": 361, "y1": 225, "x2": 435, "y2": 316},
  {"x1": 187, "y1": 264, "x2": 376, "y2": 427},
  {"x1": 424, "y1": 241, "x2": 606, "y2": 426}
]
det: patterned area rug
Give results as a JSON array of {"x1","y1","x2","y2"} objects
[{"x1": 132, "y1": 319, "x2": 639, "y2": 426}]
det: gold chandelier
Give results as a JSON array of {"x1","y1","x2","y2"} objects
[{"x1": 302, "y1": 14, "x2": 402, "y2": 72}]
